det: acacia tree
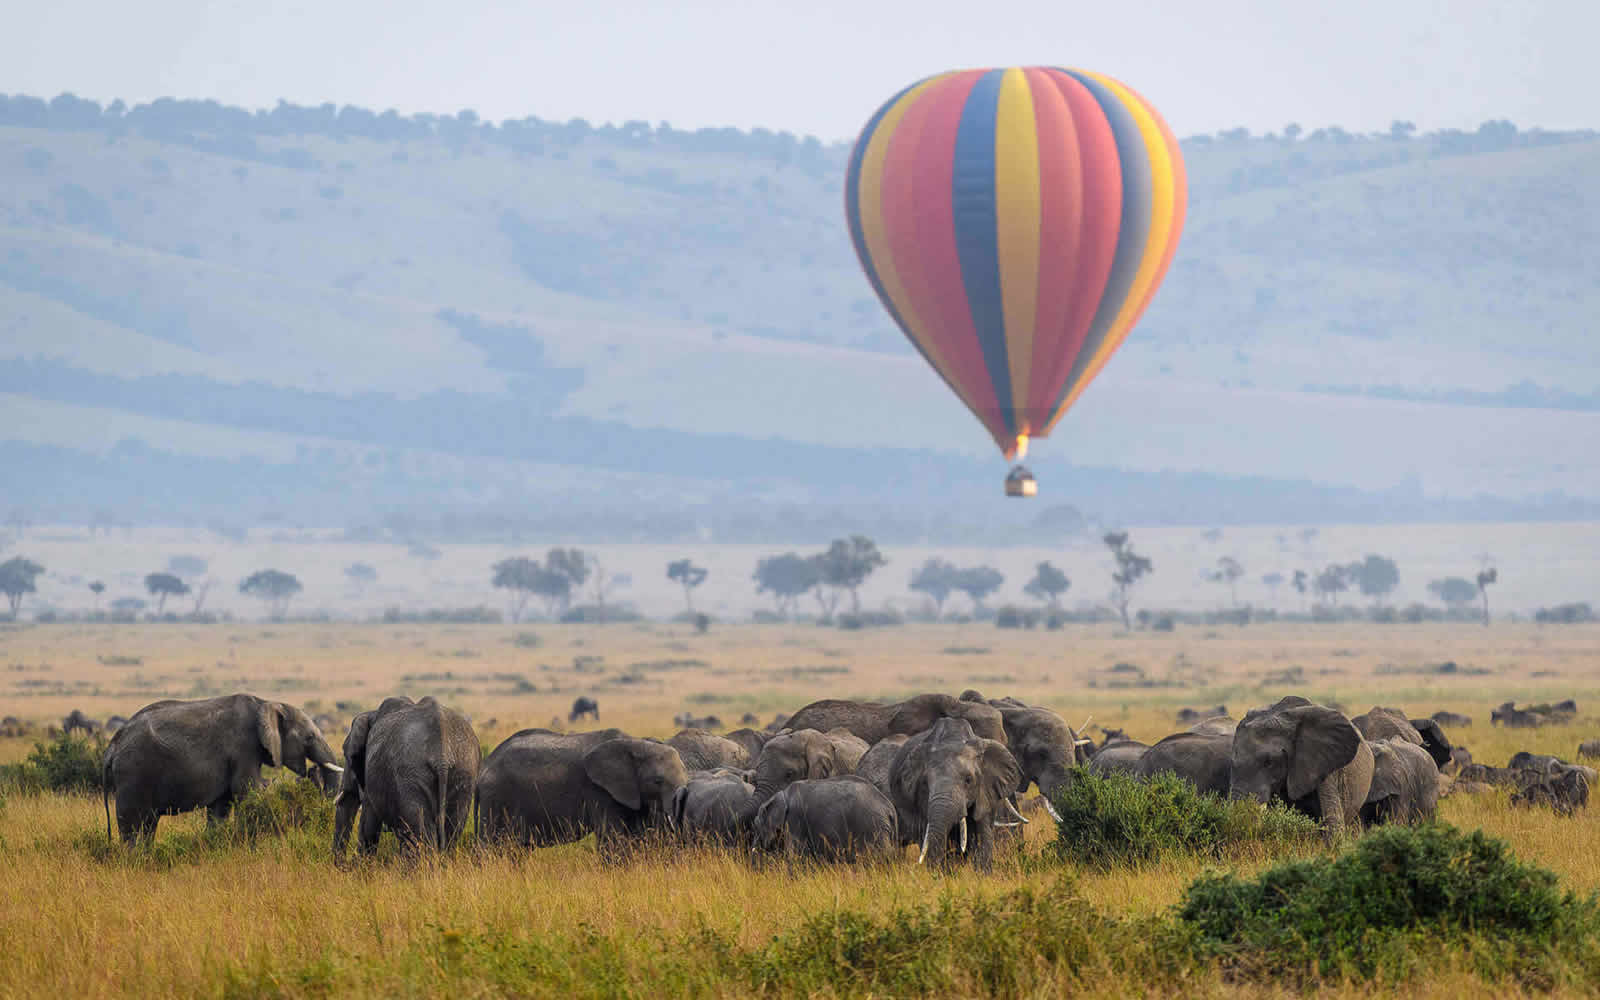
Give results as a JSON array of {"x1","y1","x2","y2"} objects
[
  {"x1": 1314, "y1": 564, "x2": 1350, "y2": 607},
  {"x1": 1261, "y1": 572, "x2": 1285, "y2": 606},
  {"x1": 1427, "y1": 576, "x2": 1477, "y2": 612},
  {"x1": 1351, "y1": 554, "x2": 1400, "y2": 607},
  {"x1": 667, "y1": 559, "x2": 708, "y2": 615},
  {"x1": 1477, "y1": 567, "x2": 1498, "y2": 626},
  {"x1": 88, "y1": 580, "x2": 105, "y2": 611},
  {"x1": 144, "y1": 572, "x2": 190, "y2": 614},
  {"x1": 1209, "y1": 557, "x2": 1245, "y2": 607},
  {"x1": 1292, "y1": 570, "x2": 1309, "y2": 611},
  {"x1": 815, "y1": 536, "x2": 886, "y2": 616},
  {"x1": 952, "y1": 567, "x2": 1004, "y2": 614},
  {"x1": 1103, "y1": 533, "x2": 1152, "y2": 630},
  {"x1": 908, "y1": 558, "x2": 958, "y2": 618},
  {"x1": 239, "y1": 569, "x2": 301, "y2": 620},
  {"x1": 0, "y1": 557, "x2": 44, "y2": 615},
  {"x1": 753, "y1": 553, "x2": 818, "y2": 620},
  {"x1": 1022, "y1": 562, "x2": 1070, "y2": 608}
]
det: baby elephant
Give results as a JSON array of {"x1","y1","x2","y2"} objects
[{"x1": 753, "y1": 776, "x2": 898, "y2": 864}]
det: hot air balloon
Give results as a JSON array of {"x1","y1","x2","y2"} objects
[{"x1": 844, "y1": 67, "x2": 1186, "y2": 496}]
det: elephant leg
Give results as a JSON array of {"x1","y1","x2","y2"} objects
[
  {"x1": 356, "y1": 807, "x2": 382, "y2": 856},
  {"x1": 1316, "y1": 778, "x2": 1352, "y2": 840},
  {"x1": 971, "y1": 825, "x2": 996, "y2": 873},
  {"x1": 207, "y1": 799, "x2": 232, "y2": 827},
  {"x1": 119, "y1": 807, "x2": 154, "y2": 845}
]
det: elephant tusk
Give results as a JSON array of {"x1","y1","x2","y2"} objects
[
  {"x1": 959, "y1": 816, "x2": 968, "y2": 854},
  {"x1": 1004, "y1": 799, "x2": 1029, "y2": 824},
  {"x1": 1044, "y1": 798, "x2": 1063, "y2": 823},
  {"x1": 995, "y1": 821, "x2": 1023, "y2": 828},
  {"x1": 320, "y1": 762, "x2": 344, "y2": 773},
  {"x1": 1073, "y1": 738, "x2": 1093, "y2": 746},
  {"x1": 1078, "y1": 715, "x2": 1093, "y2": 734},
  {"x1": 917, "y1": 825, "x2": 930, "y2": 865}
]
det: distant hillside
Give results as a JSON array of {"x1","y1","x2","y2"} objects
[{"x1": 2, "y1": 93, "x2": 1597, "y2": 534}]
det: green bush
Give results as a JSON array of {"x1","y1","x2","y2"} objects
[
  {"x1": 1179, "y1": 823, "x2": 1600, "y2": 984},
  {"x1": 228, "y1": 775, "x2": 336, "y2": 843},
  {"x1": 1051, "y1": 768, "x2": 1318, "y2": 870},
  {"x1": 0, "y1": 732, "x2": 103, "y2": 794}
]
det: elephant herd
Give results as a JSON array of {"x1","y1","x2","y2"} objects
[{"x1": 85, "y1": 688, "x2": 1592, "y2": 863}]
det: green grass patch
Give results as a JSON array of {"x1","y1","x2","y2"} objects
[
  {"x1": 1051, "y1": 767, "x2": 1320, "y2": 870},
  {"x1": 0, "y1": 732, "x2": 103, "y2": 795}
]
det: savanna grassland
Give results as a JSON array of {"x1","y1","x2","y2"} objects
[{"x1": 3, "y1": 620, "x2": 1600, "y2": 998}]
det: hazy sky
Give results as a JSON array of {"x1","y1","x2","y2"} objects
[{"x1": 4, "y1": 1, "x2": 1593, "y2": 142}]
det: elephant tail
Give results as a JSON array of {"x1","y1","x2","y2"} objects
[
  {"x1": 101, "y1": 746, "x2": 115, "y2": 844},
  {"x1": 437, "y1": 759, "x2": 449, "y2": 853}
]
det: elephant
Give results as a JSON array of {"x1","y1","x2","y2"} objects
[
  {"x1": 474, "y1": 730, "x2": 688, "y2": 850},
  {"x1": 1135, "y1": 731, "x2": 1232, "y2": 795},
  {"x1": 1087, "y1": 738, "x2": 1150, "y2": 776},
  {"x1": 721, "y1": 728, "x2": 772, "y2": 760},
  {"x1": 959, "y1": 695, "x2": 1092, "y2": 815},
  {"x1": 568, "y1": 697, "x2": 599, "y2": 723},
  {"x1": 784, "y1": 693, "x2": 1006, "y2": 746},
  {"x1": 101, "y1": 693, "x2": 341, "y2": 844},
  {"x1": 667, "y1": 728, "x2": 752, "y2": 770},
  {"x1": 884, "y1": 718, "x2": 1024, "y2": 871},
  {"x1": 740, "y1": 712, "x2": 761, "y2": 725},
  {"x1": 1362, "y1": 738, "x2": 1439, "y2": 824},
  {"x1": 1352, "y1": 706, "x2": 1452, "y2": 768},
  {"x1": 752, "y1": 776, "x2": 899, "y2": 864},
  {"x1": 1445, "y1": 746, "x2": 1473, "y2": 775},
  {"x1": 1580, "y1": 740, "x2": 1600, "y2": 761},
  {"x1": 855, "y1": 734, "x2": 910, "y2": 797},
  {"x1": 1431, "y1": 710, "x2": 1472, "y2": 729},
  {"x1": 63, "y1": 709, "x2": 100, "y2": 736},
  {"x1": 1507, "y1": 752, "x2": 1598, "y2": 785},
  {"x1": 671, "y1": 769, "x2": 757, "y2": 846},
  {"x1": 1229, "y1": 696, "x2": 1374, "y2": 838},
  {"x1": 1188, "y1": 716, "x2": 1238, "y2": 737},
  {"x1": 332, "y1": 696, "x2": 480, "y2": 860},
  {"x1": 764, "y1": 713, "x2": 791, "y2": 733},
  {"x1": 103, "y1": 715, "x2": 128, "y2": 735},
  {"x1": 745, "y1": 728, "x2": 868, "y2": 818}
]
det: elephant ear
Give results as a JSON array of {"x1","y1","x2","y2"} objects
[
  {"x1": 343, "y1": 712, "x2": 375, "y2": 788},
  {"x1": 805, "y1": 736, "x2": 834, "y2": 780},
  {"x1": 256, "y1": 700, "x2": 285, "y2": 768},
  {"x1": 979, "y1": 740, "x2": 1022, "y2": 807},
  {"x1": 1286, "y1": 706, "x2": 1361, "y2": 801},
  {"x1": 584, "y1": 741, "x2": 642, "y2": 812},
  {"x1": 1409, "y1": 718, "x2": 1453, "y2": 769},
  {"x1": 1365, "y1": 741, "x2": 1404, "y2": 804}
]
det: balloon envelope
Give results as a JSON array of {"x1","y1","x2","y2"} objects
[{"x1": 845, "y1": 67, "x2": 1186, "y2": 458}]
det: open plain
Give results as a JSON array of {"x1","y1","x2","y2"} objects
[{"x1": 3, "y1": 619, "x2": 1599, "y2": 998}]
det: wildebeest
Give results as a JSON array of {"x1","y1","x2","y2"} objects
[
  {"x1": 1511, "y1": 769, "x2": 1590, "y2": 815},
  {"x1": 1175, "y1": 705, "x2": 1228, "y2": 725},
  {"x1": 1431, "y1": 710, "x2": 1472, "y2": 728},
  {"x1": 569, "y1": 696, "x2": 599, "y2": 723},
  {"x1": 62, "y1": 709, "x2": 100, "y2": 736}
]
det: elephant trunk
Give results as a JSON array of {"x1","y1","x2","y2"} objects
[
  {"x1": 332, "y1": 782, "x2": 359, "y2": 861},
  {"x1": 1035, "y1": 759, "x2": 1074, "y2": 820},
  {"x1": 918, "y1": 792, "x2": 965, "y2": 868}
]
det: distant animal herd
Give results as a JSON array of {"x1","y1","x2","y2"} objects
[{"x1": 3, "y1": 687, "x2": 1591, "y2": 866}]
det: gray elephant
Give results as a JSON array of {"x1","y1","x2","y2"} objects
[
  {"x1": 1362, "y1": 738, "x2": 1439, "y2": 824},
  {"x1": 475, "y1": 729, "x2": 688, "y2": 851},
  {"x1": 1511, "y1": 769, "x2": 1589, "y2": 815},
  {"x1": 332, "y1": 696, "x2": 481, "y2": 860},
  {"x1": 671, "y1": 769, "x2": 757, "y2": 846},
  {"x1": 667, "y1": 728, "x2": 753, "y2": 770},
  {"x1": 103, "y1": 715, "x2": 128, "y2": 735},
  {"x1": 721, "y1": 728, "x2": 772, "y2": 760},
  {"x1": 1087, "y1": 738, "x2": 1150, "y2": 776},
  {"x1": 855, "y1": 734, "x2": 911, "y2": 796},
  {"x1": 784, "y1": 693, "x2": 1006, "y2": 746},
  {"x1": 746, "y1": 727, "x2": 868, "y2": 809},
  {"x1": 101, "y1": 693, "x2": 341, "y2": 844},
  {"x1": 961, "y1": 694, "x2": 1091, "y2": 817},
  {"x1": 1432, "y1": 710, "x2": 1472, "y2": 729},
  {"x1": 1135, "y1": 731, "x2": 1232, "y2": 795},
  {"x1": 1352, "y1": 706, "x2": 1452, "y2": 768},
  {"x1": 885, "y1": 718, "x2": 1024, "y2": 871},
  {"x1": 1188, "y1": 716, "x2": 1237, "y2": 737},
  {"x1": 1229, "y1": 696, "x2": 1374, "y2": 837},
  {"x1": 752, "y1": 776, "x2": 899, "y2": 864}
]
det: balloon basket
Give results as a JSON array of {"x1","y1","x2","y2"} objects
[{"x1": 1004, "y1": 466, "x2": 1037, "y2": 498}]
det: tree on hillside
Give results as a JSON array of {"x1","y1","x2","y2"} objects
[
  {"x1": 585, "y1": 552, "x2": 621, "y2": 618},
  {"x1": 144, "y1": 572, "x2": 189, "y2": 614},
  {"x1": 908, "y1": 558, "x2": 958, "y2": 618},
  {"x1": 1350, "y1": 554, "x2": 1400, "y2": 606},
  {"x1": 753, "y1": 553, "x2": 817, "y2": 620},
  {"x1": 88, "y1": 580, "x2": 105, "y2": 611},
  {"x1": 1292, "y1": 569, "x2": 1309, "y2": 611},
  {"x1": 1209, "y1": 557, "x2": 1245, "y2": 607},
  {"x1": 1104, "y1": 533, "x2": 1152, "y2": 630},
  {"x1": 492, "y1": 556, "x2": 576, "y2": 622},
  {"x1": 815, "y1": 536, "x2": 885, "y2": 616},
  {"x1": 547, "y1": 548, "x2": 590, "y2": 594},
  {"x1": 953, "y1": 567, "x2": 1005, "y2": 614},
  {"x1": 1261, "y1": 572, "x2": 1285, "y2": 606},
  {"x1": 1427, "y1": 576, "x2": 1478, "y2": 612},
  {"x1": 1476, "y1": 567, "x2": 1498, "y2": 626},
  {"x1": 1314, "y1": 564, "x2": 1350, "y2": 607},
  {"x1": 1022, "y1": 562, "x2": 1070, "y2": 608},
  {"x1": 666, "y1": 559, "x2": 708, "y2": 615},
  {"x1": 239, "y1": 569, "x2": 301, "y2": 620},
  {"x1": 0, "y1": 557, "x2": 44, "y2": 615}
]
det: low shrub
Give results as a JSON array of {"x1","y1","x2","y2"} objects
[
  {"x1": 835, "y1": 610, "x2": 903, "y2": 630},
  {"x1": 381, "y1": 606, "x2": 503, "y2": 624},
  {"x1": 0, "y1": 732, "x2": 103, "y2": 794},
  {"x1": 1051, "y1": 768, "x2": 1318, "y2": 870},
  {"x1": 1179, "y1": 823, "x2": 1600, "y2": 985},
  {"x1": 994, "y1": 606, "x2": 1041, "y2": 629},
  {"x1": 1536, "y1": 602, "x2": 1595, "y2": 624},
  {"x1": 560, "y1": 604, "x2": 645, "y2": 624}
]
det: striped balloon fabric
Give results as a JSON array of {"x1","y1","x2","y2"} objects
[{"x1": 845, "y1": 67, "x2": 1186, "y2": 459}]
